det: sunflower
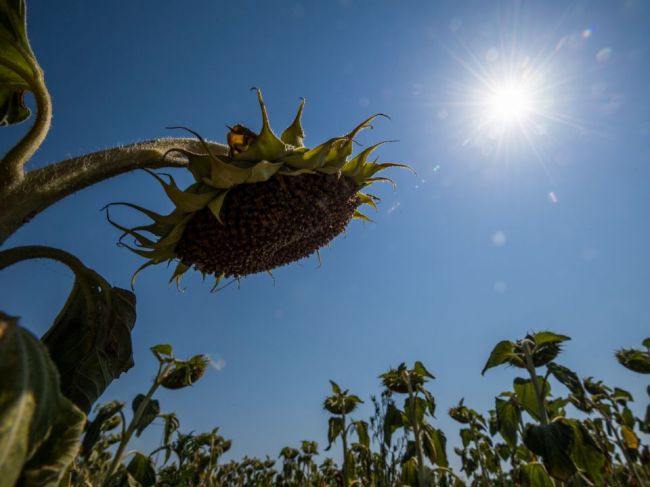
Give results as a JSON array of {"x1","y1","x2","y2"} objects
[{"x1": 107, "y1": 90, "x2": 407, "y2": 289}]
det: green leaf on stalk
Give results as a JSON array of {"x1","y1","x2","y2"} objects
[
  {"x1": 482, "y1": 340, "x2": 517, "y2": 375},
  {"x1": 132, "y1": 394, "x2": 160, "y2": 437},
  {"x1": 326, "y1": 417, "x2": 344, "y2": 450},
  {"x1": 513, "y1": 377, "x2": 550, "y2": 422},
  {"x1": 0, "y1": 313, "x2": 85, "y2": 487}
]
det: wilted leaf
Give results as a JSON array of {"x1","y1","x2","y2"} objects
[
  {"x1": 422, "y1": 424, "x2": 448, "y2": 467},
  {"x1": 547, "y1": 363, "x2": 584, "y2": 398},
  {"x1": 0, "y1": 247, "x2": 137, "y2": 414},
  {"x1": 524, "y1": 420, "x2": 576, "y2": 481},
  {"x1": 383, "y1": 402, "x2": 404, "y2": 446},
  {"x1": 127, "y1": 452, "x2": 156, "y2": 487},
  {"x1": 495, "y1": 397, "x2": 520, "y2": 448},
  {"x1": 0, "y1": 313, "x2": 85, "y2": 487},
  {"x1": 132, "y1": 394, "x2": 160, "y2": 437},
  {"x1": 81, "y1": 400, "x2": 124, "y2": 457},
  {"x1": 620, "y1": 425, "x2": 639, "y2": 450}
]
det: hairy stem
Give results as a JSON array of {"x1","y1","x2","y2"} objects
[
  {"x1": 0, "y1": 57, "x2": 52, "y2": 191},
  {"x1": 0, "y1": 138, "x2": 227, "y2": 245}
]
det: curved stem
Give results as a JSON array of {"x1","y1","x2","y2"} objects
[
  {"x1": 102, "y1": 361, "x2": 166, "y2": 485},
  {"x1": 0, "y1": 59, "x2": 52, "y2": 191},
  {"x1": 0, "y1": 138, "x2": 227, "y2": 245}
]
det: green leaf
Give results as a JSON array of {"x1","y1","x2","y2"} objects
[
  {"x1": 280, "y1": 97, "x2": 305, "y2": 147},
  {"x1": 521, "y1": 462, "x2": 554, "y2": 487},
  {"x1": 513, "y1": 377, "x2": 550, "y2": 422},
  {"x1": 643, "y1": 337, "x2": 650, "y2": 349},
  {"x1": 126, "y1": 452, "x2": 156, "y2": 487},
  {"x1": 150, "y1": 344, "x2": 173, "y2": 358},
  {"x1": 523, "y1": 420, "x2": 576, "y2": 481},
  {"x1": 43, "y1": 283, "x2": 136, "y2": 414},
  {"x1": 531, "y1": 331, "x2": 570, "y2": 346},
  {"x1": 0, "y1": 0, "x2": 38, "y2": 126},
  {"x1": 329, "y1": 380, "x2": 341, "y2": 395},
  {"x1": 413, "y1": 361, "x2": 435, "y2": 379},
  {"x1": 0, "y1": 313, "x2": 85, "y2": 487},
  {"x1": 404, "y1": 396, "x2": 427, "y2": 426},
  {"x1": 566, "y1": 419, "x2": 605, "y2": 485},
  {"x1": 383, "y1": 402, "x2": 404, "y2": 446},
  {"x1": 482, "y1": 340, "x2": 516, "y2": 375},
  {"x1": 0, "y1": 246, "x2": 137, "y2": 414},
  {"x1": 326, "y1": 417, "x2": 344, "y2": 450},
  {"x1": 132, "y1": 394, "x2": 160, "y2": 437},
  {"x1": 353, "y1": 420, "x2": 370, "y2": 449},
  {"x1": 495, "y1": 397, "x2": 520, "y2": 448}
]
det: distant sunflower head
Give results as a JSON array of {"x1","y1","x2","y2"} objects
[{"x1": 108, "y1": 89, "x2": 408, "y2": 289}]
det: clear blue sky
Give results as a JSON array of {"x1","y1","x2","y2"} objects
[{"x1": 1, "y1": 0, "x2": 649, "y2": 464}]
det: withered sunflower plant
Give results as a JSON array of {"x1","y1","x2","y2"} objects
[{"x1": 107, "y1": 89, "x2": 409, "y2": 290}]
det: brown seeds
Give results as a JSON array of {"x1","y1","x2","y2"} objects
[{"x1": 175, "y1": 173, "x2": 360, "y2": 278}]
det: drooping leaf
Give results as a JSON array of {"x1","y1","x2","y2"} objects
[
  {"x1": 495, "y1": 397, "x2": 521, "y2": 448},
  {"x1": 126, "y1": 452, "x2": 156, "y2": 487},
  {"x1": 326, "y1": 417, "x2": 344, "y2": 450},
  {"x1": 422, "y1": 424, "x2": 448, "y2": 467},
  {"x1": 353, "y1": 420, "x2": 370, "y2": 449},
  {"x1": 523, "y1": 420, "x2": 576, "y2": 481},
  {"x1": 0, "y1": 0, "x2": 37, "y2": 126},
  {"x1": 383, "y1": 402, "x2": 404, "y2": 446},
  {"x1": 547, "y1": 363, "x2": 584, "y2": 398},
  {"x1": 0, "y1": 246, "x2": 137, "y2": 414},
  {"x1": 132, "y1": 394, "x2": 160, "y2": 437},
  {"x1": 0, "y1": 313, "x2": 85, "y2": 487},
  {"x1": 81, "y1": 400, "x2": 124, "y2": 457}
]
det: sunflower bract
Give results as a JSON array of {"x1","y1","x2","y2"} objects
[{"x1": 108, "y1": 90, "x2": 407, "y2": 288}]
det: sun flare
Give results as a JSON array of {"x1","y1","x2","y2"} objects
[{"x1": 487, "y1": 80, "x2": 534, "y2": 124}]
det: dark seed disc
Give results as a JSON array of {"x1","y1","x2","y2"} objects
[{"x1": 175, "y1": 173, "x2": 360, "y2": 277}]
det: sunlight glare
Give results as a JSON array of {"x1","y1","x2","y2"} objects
[{"x1": 487, "y1": 80, "x2": 534, "y2": 124}]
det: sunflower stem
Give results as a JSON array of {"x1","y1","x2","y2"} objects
[{"x1": 0, "y1": 138, "x2": 227, "y2": 245}]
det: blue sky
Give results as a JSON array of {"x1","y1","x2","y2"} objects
[{"x1": 1, "y1": 0, "x2": 649, "y2": 465}]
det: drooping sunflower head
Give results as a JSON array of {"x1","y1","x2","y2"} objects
[{"x1": 108, "y1": 90, "x2": 408, "y2": 289}]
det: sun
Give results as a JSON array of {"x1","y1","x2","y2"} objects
[{"x1": 486, "y1": 79, "x2": 534, "y2": 125}]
